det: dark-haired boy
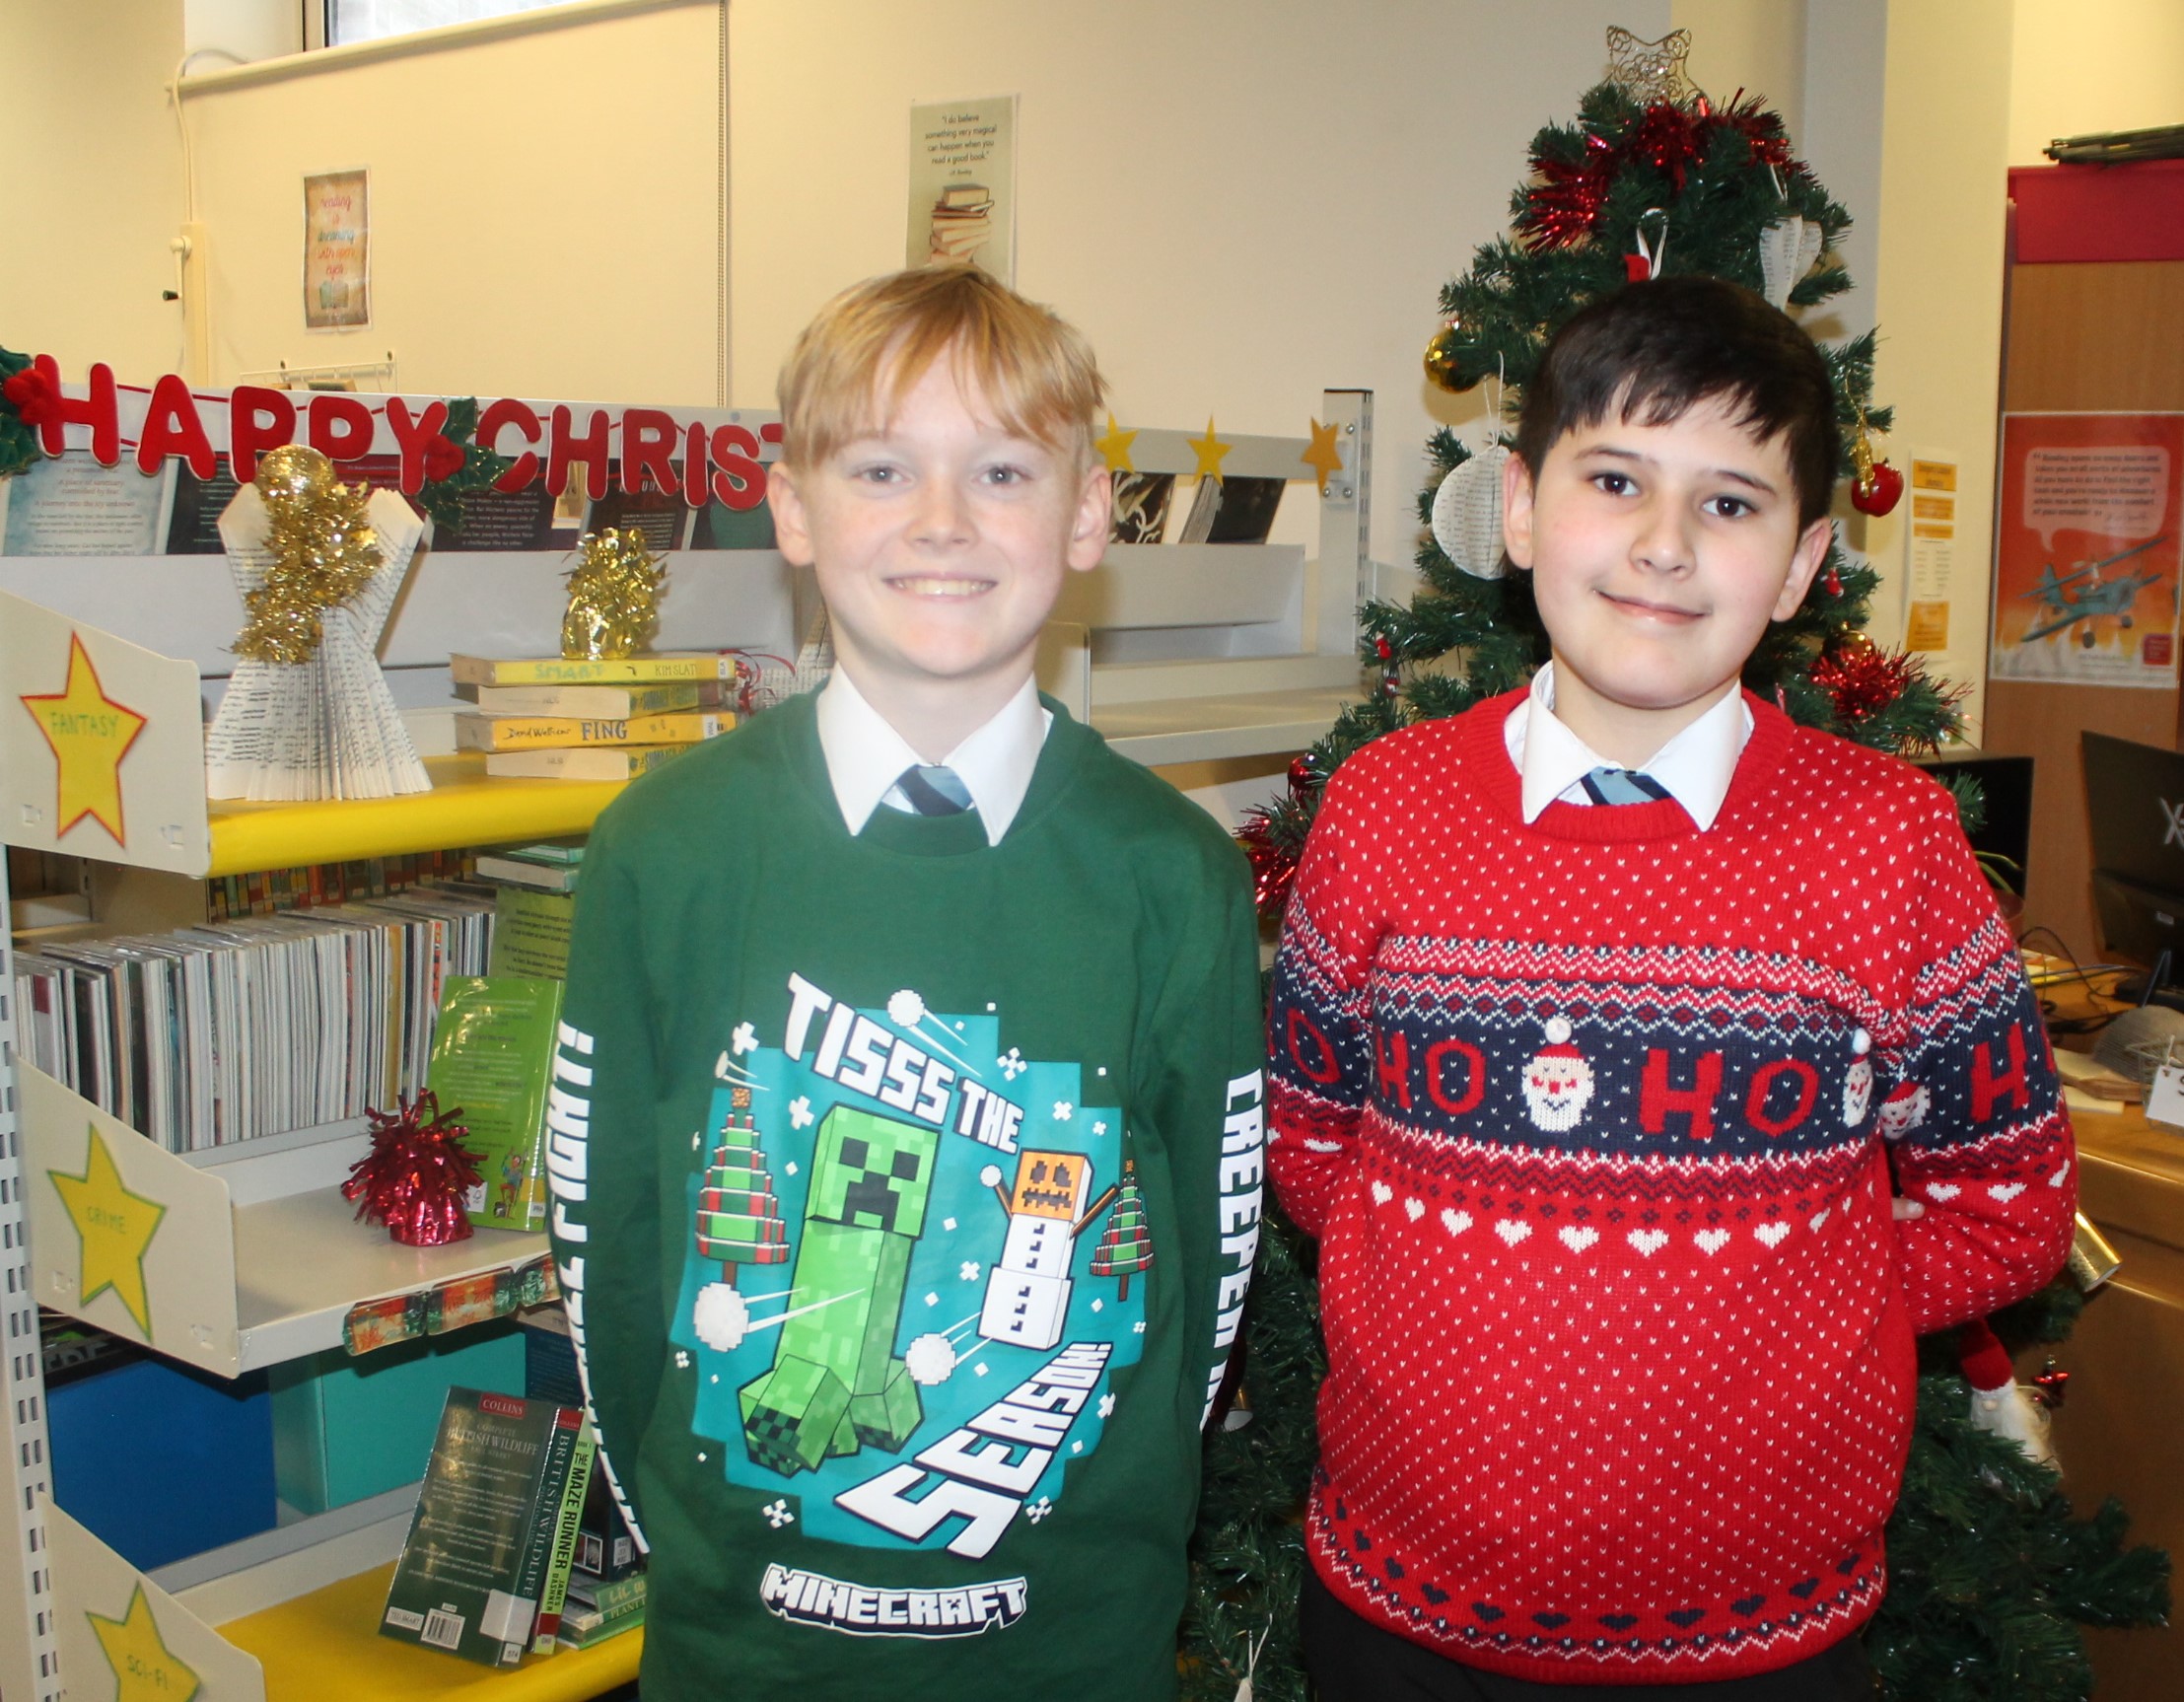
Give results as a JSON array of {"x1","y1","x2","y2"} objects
[{"x1": 1269, "y1": 276, "x2": 2074, "y2": 1699}]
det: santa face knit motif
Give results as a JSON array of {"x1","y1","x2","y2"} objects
[{"x1": 1267, "y1": 690, "x2": 2077, "y2": 1687}]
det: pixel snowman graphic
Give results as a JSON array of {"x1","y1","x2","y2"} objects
[
  {"x1": 976, "y1": 1150, "x2": 1121, "y2": 1350},
  {"x1": 1522, "y1": 1017, "x2": 1595, "y2": 1133}
]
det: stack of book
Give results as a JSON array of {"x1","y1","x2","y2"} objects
[
  {"x1": 559, "y1": 1569, "x2": 645, "y2": 1650},
  {"x1": 928, "y1": 181, "x2": 995, "y2": 262},
  {"x1": 381, "y1": 1387, "x2": 597, "y2": 1667},
  {"x1": 452, "y1": 655, "x2": 745, "y2": 780}
]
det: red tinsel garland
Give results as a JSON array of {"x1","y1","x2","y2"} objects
[
  {"x1": 1237, "y1": 812, "x2": 1300, "y2": 923},
  {"x1": 342, "y1": 1090, "x2": 483, "y2": 1246},
  {"x1": 1517, "y1": 93, "x2": 1798, "y2": 254}
]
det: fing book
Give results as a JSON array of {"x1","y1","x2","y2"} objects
[{"x1": 455, "y1": 710, "x2": 737, "y2": 752}]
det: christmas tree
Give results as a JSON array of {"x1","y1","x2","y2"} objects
[
  {"x1": 1089, "y1": 1158, "x2": 1154, "y2": 1300},
  {"x1": 695, "y1": 1087, "x2": 789, "y2": 1282},
  {"x1": 1191, "y1": 56, "x2": 2167, "y2": 1702}
]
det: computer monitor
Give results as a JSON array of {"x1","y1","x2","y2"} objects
[{"x1": 2081, "y1": 731, "x2": 2184, "y2": 1003}]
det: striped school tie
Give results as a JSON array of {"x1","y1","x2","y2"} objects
[
  {"x1": 1580, "y1": 766, "x2": 1672, "y2": 806},
  {"x1": 891, "y1": 764, "x2": 975, "y2": 816}
]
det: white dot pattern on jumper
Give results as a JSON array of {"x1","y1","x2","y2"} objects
[{"x1": 1260, "y1": 694, "x2": 2079, "y2": 1686}]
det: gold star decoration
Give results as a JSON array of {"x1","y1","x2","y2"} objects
[
  {"x1": 87, "y1": 1586, "x2": 201, "y2": 1702},
  {"x1": 1093, "y1": 414, "x2": 1137, "y2": 474},
  {"x1": 18, "y1": 632, "x2": 147, "y2": 848},
  {"x1": 1302, "y1": 418, "x2": 1344, "y2": 494},
  {"x1": 50, "y1": 1126, "x2": 167, "y2": 1337},
  {"x1": 1604, "y1": 27, "x2": 1693, "y2": 104},
  {"x1": 1188, "y1": 417, "x2": 1233, "y2": 485}
]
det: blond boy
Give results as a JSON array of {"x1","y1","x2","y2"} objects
[{"x1": 549, "y1": 267, "x2": 1265, "y2": 1700}]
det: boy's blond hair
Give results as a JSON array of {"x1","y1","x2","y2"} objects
[{"x1": 776, "y1": 265, "x2": 1106, "y2": 470}]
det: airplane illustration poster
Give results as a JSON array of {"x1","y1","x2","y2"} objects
[{"x1": 1992, "y1": 412, "x2": 2183, "y2": 687}]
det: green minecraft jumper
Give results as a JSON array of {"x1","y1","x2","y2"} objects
[{"x1": 547, "y1": 692, "x2": 1265, "y2": 1702}]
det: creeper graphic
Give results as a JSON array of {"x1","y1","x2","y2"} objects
[
  {"x1": 740, "y1": 1106, "x2": 939, "y2": 1476},
  {"x1": 977, "y1": 1149, "x2": 1119, "y2": 1350}
]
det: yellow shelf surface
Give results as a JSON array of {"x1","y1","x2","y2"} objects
[
  {"x1": 207, "y1": 755, "x2": 629, "y2": 878},
  {"x1": 223, "y1": 1564, "x2": 641, "y2": 1702}
]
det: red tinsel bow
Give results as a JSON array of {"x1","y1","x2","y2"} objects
[
  {"x1": 422, "y1": 433, "x2": 465, "y2": 482},
  {"x1": 1236, "y1": 812, "x2": 1301, "y2": 924},
  {"x1": 342, "y1": 1090, "x2": 482, "y2": 1246},
  {"x1": 3, "y1": 366, "x2": 60, "y2": 430}
]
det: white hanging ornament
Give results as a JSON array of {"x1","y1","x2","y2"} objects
[
  {"x1": 1757, "y1": 216, "x2": 1824, "y2": 311},
  {"x1": 1430, "y1": 442, "x2": 1512, "y2": 579}
]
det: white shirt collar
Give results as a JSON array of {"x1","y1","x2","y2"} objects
[
  {"x1": 1503, "y1": 661, "x2": 1750, "y2": 830},
  {"x1": 814, "y1": 670, "x2": 1050, "y2": 847}
]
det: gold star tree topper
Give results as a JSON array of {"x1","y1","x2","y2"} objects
[{"x1": 19, "y1": 633, "x2": 147, "y2": 847}]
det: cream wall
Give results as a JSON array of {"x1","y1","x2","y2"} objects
[
  {"x1": 176, "y1": 0, "x2": 726, "y2": 404},
  {"x1": 2008, "y1": 0, "x2": 2184, "y2": 165},
  {"x1": 0, "y1": 3, "x2": 187, "y2": 381},
  {"x1": 726, "y1": 0, "x2": 1667, "y2": 581}
]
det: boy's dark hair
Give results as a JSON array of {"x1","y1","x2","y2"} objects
[{"x1": 1514, "y1": 276, "x2": 1840, "y2": 526}]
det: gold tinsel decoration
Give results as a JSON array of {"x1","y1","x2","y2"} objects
[
  {"x1": 234, "y1": 445, "x2": 383, "y2": 665},
  {"x1": 562, "y1": 527, "x2": 667, "y2": 660}
]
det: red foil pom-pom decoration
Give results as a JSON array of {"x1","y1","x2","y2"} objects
[
  {"x1": 1810, "y1": 632, "x2": 1917, "y2": 727},
  {"x1": 343, "y1": 1091, "x2": 482, "y2": 1246}
]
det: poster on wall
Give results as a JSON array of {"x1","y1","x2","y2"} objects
[
  {"x1": 303, "y1": 169, "x2": 371, "y2": 331},
  {"x1": 906, "y1": 96, "x2": 1017, "y2": 281},
  {"x1": 1902, "y1": 455, "x2": 1957, "y2": 655},
  {"x1": 1990, "y1": 412, "x2": 2183, "y2": 688}
]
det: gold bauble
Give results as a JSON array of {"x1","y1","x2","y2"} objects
[
  {"x1": 1424, "y1": 320, "x2": 1482, "y2": 393},
  {"x1": 254, "y1": 443, "x2": 338, "y2": 502}
]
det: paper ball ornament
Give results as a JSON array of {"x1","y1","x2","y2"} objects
[
  {"x1": 1430, "y1": 445, "x2": 1512, "y2": 578},
  {"x1": 1756, "y1": 215, "x2": 1824, "y2": 311}
]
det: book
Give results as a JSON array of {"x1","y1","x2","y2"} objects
[
  {"x1": 380, "y1": 1389, "x2": 585, "y2": 1667},
  {"x1": 487, "y1": 887, "x2": 577, "y2": 981},
  {"x1": 459, "y1": 680, "x2": 729, "y2": 716},
  {"x1": 455, "y1": 710, "x2": 737, "y2": 753},
  {"x1": 423, "y1": 974, "x2": 564, "y2": 1234},
  {"x1": 557, "y1": 1601, "x2": 644, "y2": 1650},
  {"x1": 483, "y1": 746, "x2": 692, "y2": 781},
  {"x1": 451, "y1": 652, "x2": 745, "y2": 687},
  {"x1": 530, "y1": 1421, "x2": 599, "y2": 1653},
  {"x1": 1110, "y1": 470, "x2": 1175, "y2": 544},
  {"x1": 565, "y1": 1570, "x2": 648, "y2": 1616},
  {"x1": 421, "y1": 978, "x2": 563, "y2": 1232},
  {"x1": 1177, "y1": 473, "x2": 1286, "y2": 545},
  {"x1": 474, "y1": 853, "x2": 582, "y2": 894}
]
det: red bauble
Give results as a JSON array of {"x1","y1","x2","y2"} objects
[
  {"x1": 343, "y1": 1091, "x2": 482, "y2": 1246},
  {"x1": 1287, "y1": 754, "x2": 1320, "y2": 796},
  {"x1": 422, "y1": 433, "x2": 465, "y2": 483},
  {"x1": 1852, "y1": 460, "x2": 1904, "y2": 517}
]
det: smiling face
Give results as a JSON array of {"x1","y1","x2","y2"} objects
[
  {"x1": 768, "y1": 348, "x2": 1110, "y2": 757},
  {"x1": 1502, "y1": 393, "x2": 1833, "y2": 767}
]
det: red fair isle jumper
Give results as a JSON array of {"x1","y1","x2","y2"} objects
[{"x1": 1267, "y1": 689, "x2": 2076, "y2": 1687}]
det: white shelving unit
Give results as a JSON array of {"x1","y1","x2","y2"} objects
[{"x1": 0, "y1": 382, "x2": 1377, "y2": 1702}]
